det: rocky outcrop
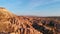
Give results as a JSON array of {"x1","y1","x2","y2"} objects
[{"x1": 0, "y1": 7, "x2": 60, "y2": 34}]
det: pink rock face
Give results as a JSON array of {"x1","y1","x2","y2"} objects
[{"x1": 0, "y1": 7, "x2": 60, "y2": 34}]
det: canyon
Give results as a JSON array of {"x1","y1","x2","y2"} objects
[{"x1": 0, "y1": 7, "x2": 60, "y2": 34}]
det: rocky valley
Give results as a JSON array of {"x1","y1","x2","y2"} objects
[{"x1": 0, "y1": 7, "x2": 60, "y2": 34}]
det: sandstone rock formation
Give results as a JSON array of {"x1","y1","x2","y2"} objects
[{"x1": 0, "y1": 7, "x2": 60, "y2": 34}]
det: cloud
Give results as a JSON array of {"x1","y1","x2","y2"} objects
[
  {"x1": 0, "y1": 0, "x2": 59, "y2": 16},
  {"x1": 16, "y1": 0, "x2": 60, "y2": 16},
  {"x1": 25, "y1": 0, "x2": 60, "y2": 10}
]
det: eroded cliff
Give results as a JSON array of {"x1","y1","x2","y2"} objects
[{"x1": 0, "y1": 7, "x2": 60, "y2": 34}]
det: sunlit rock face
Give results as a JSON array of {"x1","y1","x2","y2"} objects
[
  {"x1": 0, "y1": 7, "x2": 15, "y2": 18},
  {"x1": 0, "y1": 7, "x2": 60, "y2": 34},
  {"x1": 0, "y1": 7, "x2": 18, "y2": 34}
]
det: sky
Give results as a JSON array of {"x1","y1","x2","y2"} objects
[{"x1": 0, "y1": 0, "x2": 60, "y2": 16}]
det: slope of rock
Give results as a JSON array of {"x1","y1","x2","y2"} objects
[{"x1": 0, "y1": 7, "x2": 60, "y2": 34}]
